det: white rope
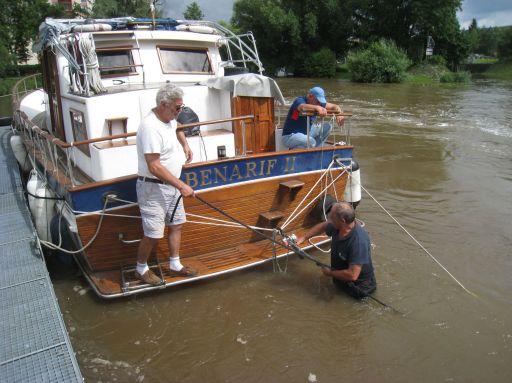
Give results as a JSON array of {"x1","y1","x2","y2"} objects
[
  {"x1": 307, "y1": 235, "x2": 331, "y2": 253},
  {"x1": 187, "y1": 213, "x2": 275, "y2": 232},
  {"x1": 72, "y1": 204, "x2": 275, "y2": 231},
  {"x1": 79, "y1": 36, "x2": 106, "y2": 94},
  {"x1": 281, "y1": 160, "x2": 335, "y2": 228},
  {"x1": 361, "y1": 184, "x2": 477, "y2": 298},
  {"x1": 39, "y1": 195, "x2": 111, "y2": 254},
  {"x1": 281, "y1": 166, "x2": 347, "y2": 230}
]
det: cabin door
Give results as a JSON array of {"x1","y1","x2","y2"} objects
[
  {"x1": 232, "y1": 96, "x2": 275, "y2": 155},
  {"x1": 42, "y1": 50, "x2": 65, "y2": 139}
]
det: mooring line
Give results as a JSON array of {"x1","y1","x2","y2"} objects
[{"x1": 361, "y1": 184, "x2": 478, "y2": 298}]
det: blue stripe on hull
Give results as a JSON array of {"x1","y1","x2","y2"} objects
[{"x1": 69, "y1": 148, "x2": 352, "y2": 212}]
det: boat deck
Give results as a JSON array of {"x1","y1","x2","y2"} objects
[{"x1": 0, "y1": 127, "x2": 83, "y2": 383}]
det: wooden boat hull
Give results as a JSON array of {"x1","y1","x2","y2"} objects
[{"x1": 67, "y1": 148, "x2": 351, "y2": 297}]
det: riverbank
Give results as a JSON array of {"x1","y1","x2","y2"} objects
[
  {"x1": 480, "y1": 59, "x2": 512, "y2": 80},
  {"x1": 336, "y1": 60, "x2": 512, "y2": 84}
]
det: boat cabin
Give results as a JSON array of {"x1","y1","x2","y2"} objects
[{"x1": 31, "y1": 18, "x2": 284, "y2": 183}]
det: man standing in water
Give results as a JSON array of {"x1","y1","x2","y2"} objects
[
  {"x1": 281, "y1": 86, "x2": 345, "y2": 149},
  {"x1": 135, "y1": 83, "x2": 198, "y2": 285},
  {"x1": 296, "y1": 202, "x2": 376, "y2": 298}
]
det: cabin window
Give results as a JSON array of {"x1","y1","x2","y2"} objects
[
  {"x1": 96, "y1": 47, "x2": 136, "y2": 77},
  {"x1": 157, "y1": 47, "x2": 213, "y2": 74},
  {"x1": 70, "y1": 109, "x2": 90, "y2": 157}
]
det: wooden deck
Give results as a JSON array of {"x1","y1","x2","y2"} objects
[
  {"x1": 77, "y1": 232, "x2": 330, "y2": 297},
  {"x1": 72, "y1": 170, "x2": 345, "y2": 297}
]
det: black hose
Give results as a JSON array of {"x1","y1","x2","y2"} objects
[
  {"x1": 25, "y1": 190, "x2": 65, "y2": 200},
  {"x1": 170, "y1": 194, "x2": 183, "y2": 223}
]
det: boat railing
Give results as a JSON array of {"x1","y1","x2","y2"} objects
[
  {"x1": 12, "y1": 90, "x2": 254, "y2": 186},
  {"x1": 273, "y1": 103, "x2": 353, "y2": 146},
  {"x1": 302, "y1": 112, "x2": 353, "y2": 146},
  {"x1": 176, "y1": 20, "x2": 264, "y2": 75},
  {"x1": 10, "y1": 74, "x2": 43, "y2": 106}
]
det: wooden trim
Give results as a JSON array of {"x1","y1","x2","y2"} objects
[{"x1": 68, "y1": 174, "x2": 138, "y2": 192}]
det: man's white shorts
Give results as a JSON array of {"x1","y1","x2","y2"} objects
[{"x1": 136, "y1": 180, "x2": 186, "y2": 239}]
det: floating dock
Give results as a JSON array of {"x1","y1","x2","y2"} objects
[{"x1": 0, "y1": 126, "x2": 83, "y2": 382}]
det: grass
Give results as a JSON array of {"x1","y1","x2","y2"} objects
[
  {"x1": 473, "y1": 57, "x2": 499, "y2": 64},
  {"x1": 481, "y1": 59, "x2": 512, "y2": 81},
  {"x1": 335, "y1": 63, "x2": 351, "y2": 80},
  {"x1": 0, "y1": 76, "x2": 40, "y2": 96},
  {"x1": 0, "y1": 77, "x2": 21, "y2": 96},
  {"x1": 404, "y1": 74, "x2": 435, "y2": 85}
]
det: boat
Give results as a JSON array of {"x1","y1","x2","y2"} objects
[{"x1": 10, "y1": 17, "x2": 358, "y2": 298}]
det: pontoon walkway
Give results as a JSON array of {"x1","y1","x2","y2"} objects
[{"x1": 0, "y1": 126, "x2": 82, "y2": 382}]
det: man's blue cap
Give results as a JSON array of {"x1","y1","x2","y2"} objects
[{"x1": 309, "y1": 86, "x2": 327, "y2": 107}]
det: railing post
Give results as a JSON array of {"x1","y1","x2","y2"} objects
[
  {"x1": 241, "y1": 120, "x2": 247, "y2": 156},
  {"x1": 306, "y1": 116, "x2": 310, "y2": 149}
]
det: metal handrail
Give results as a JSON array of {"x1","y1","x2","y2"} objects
[
  {"x1": 176, "y1": 20, "x2": 264, "y2": 74},
  {"x1": 10, "y1": 74, "x2": 43, "y2": 106}
]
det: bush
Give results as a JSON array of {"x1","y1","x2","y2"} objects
[
  {"x1": 439, "y1": 71, "x2": 471, "y2": 83},
  {"x1": 347, "y1": 39, "x2": 411, "y2": 83},
  {"x1": 297, "y1": 47, "x2": 337, "y2": 78},
  {"x1": 428, "y1": 55, "x2": 447, "y2": 67}
]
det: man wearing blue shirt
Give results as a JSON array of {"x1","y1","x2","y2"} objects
[
  {"x1": 296, "y1": 202, "x2": 377, "y2": 298},
  {"x1": 282, "y1": 86, "x2": 344, "y2": 149}
]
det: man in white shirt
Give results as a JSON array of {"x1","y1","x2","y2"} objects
[{"x1": 135, "y1": 83, "x2": 197, "y2": 285}]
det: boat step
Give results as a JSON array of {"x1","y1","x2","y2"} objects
[
  {"x1": 121, "y1": 262, "x2": 165, "y2": 292},
  {"x1": 259, "y1": 210, "x2": 285, "y2": 224},
  {"x1": 279, "y1": 180, "x2": 305, "y2": 190}
]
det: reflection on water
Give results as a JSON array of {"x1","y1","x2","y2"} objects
[{"x1": 51, "y1": 78, "x2": 512, "y2": 382}]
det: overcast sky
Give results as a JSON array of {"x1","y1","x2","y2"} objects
[
  {"x1": 161, "y1": 0, "x2": 512, "y2": 28},
  {"x1": 458, "y1": 0, "x2": 512, "y2": 28}
]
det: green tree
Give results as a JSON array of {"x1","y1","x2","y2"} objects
[
  {"x1": 497, "y1": 27, "x2": 512, "y2": 59},
  {"x1": 299, "y1": 47, "x2": 337, "y2": 77},
  {"x1": 0, "y1": 0, "x2": 64, "y2": 63},
  {"x1": 466, "y1": 18, "x2": 480, "y2": 52},
  {"x1": 477, "y1": 27, "x2": 502, "y2": 56},
  {"x1": 351, "y1": 0, "x2": 468, "y2": 67},
  {"x1": 347, "y1": 39, "x2": 411, "y2": 83},
  {"x1": 184, "y1": 1, "x2": 204, "y2": 20},
  {"x1": 231, "y1": 0, "x2": 468, "y2": 74},
  {"x1": 232, "y1": 0, "x2": 301, "y2": 75}
]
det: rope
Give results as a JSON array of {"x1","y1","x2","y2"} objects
[
  {"x1": 187, "y1": 213, "x2": 275, "y2": 231},
  {"x1": 272, "y1": 229, "x2": 288, "y2": 273},
  {"x1": 280, "y1": 161, "x2": 333, "y2": 228},
  {"x1": 360, "y1": 184, "x2": 478, "y2": 298},
  {"x1": 281, "y1": 165, "x2": 347, "y2": 230},
  {"x1": 39, "y1": 195, "x2": 112, "y2": 254},
  {"x1": 78, "y1": 36, "x2": 106, "y2": 94}
]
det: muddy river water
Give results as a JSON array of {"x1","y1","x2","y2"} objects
[{"x1": 48, "y1": 78, "x2": 512, "y2": 382}]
